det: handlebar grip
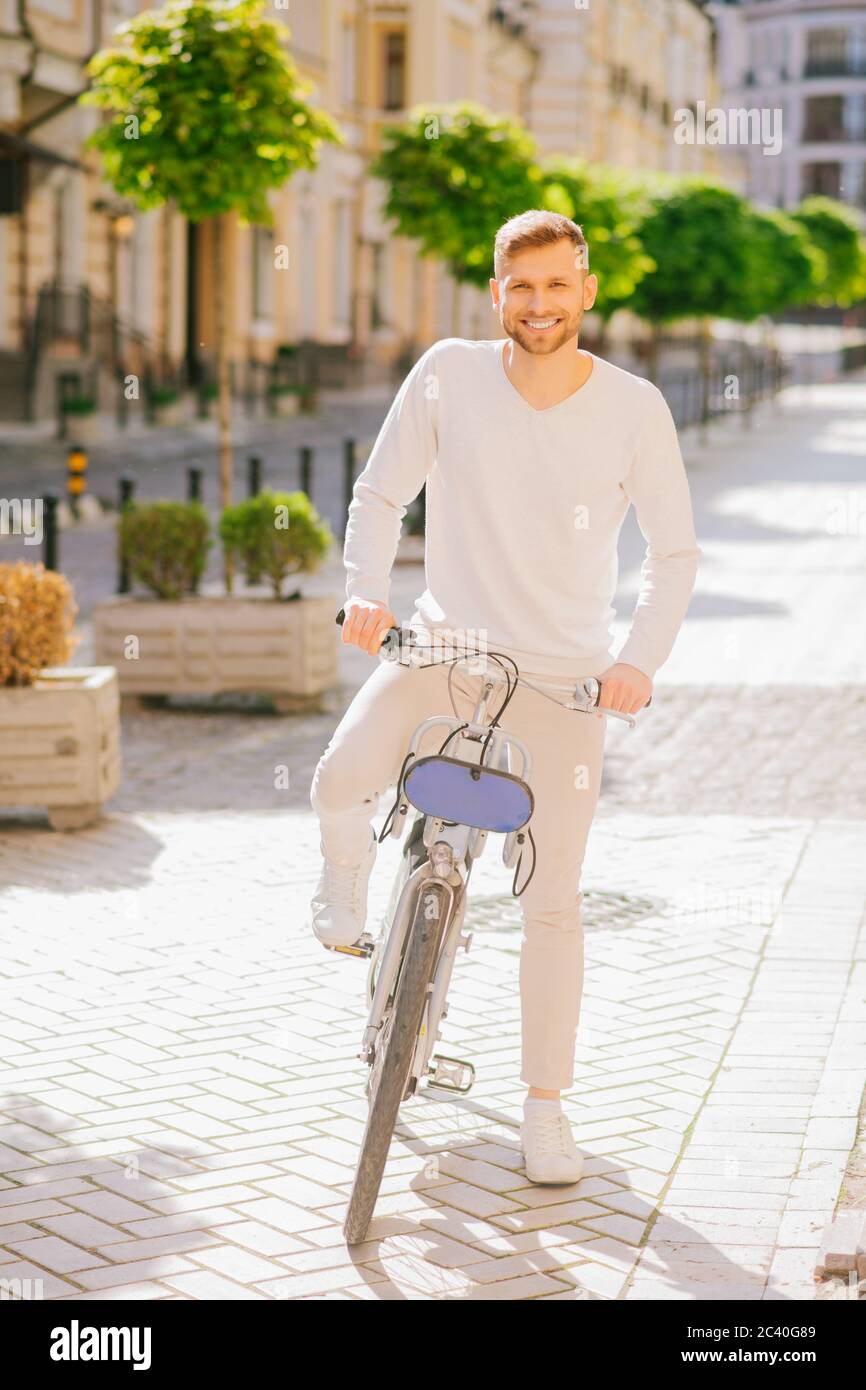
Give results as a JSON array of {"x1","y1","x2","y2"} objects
[{"x1": 336, "y1": 610, "x2": 652, "y2": 708}]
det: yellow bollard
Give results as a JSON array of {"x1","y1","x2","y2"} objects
[{"x1": 67, "y1": 445, "x2": 87, "y2": 517}]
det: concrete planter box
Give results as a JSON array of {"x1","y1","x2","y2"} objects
[
  {"x1": 395, "y1": 534, "x2": 425, "y2": 564},
  {"x1": 153, "y1": 399, "x2": 188, "y2": 428},
  {"x1": 269, "y1": 391, "x2": 300, "y2": 418},
  {"x1": 65, "y1": 413, "x2": 102, "y2": 445},
  {"x1": 0, "y1": 667, "x2": 121, "y2": 831},
  {"x1": 92, "y1": 593, "x2": 339, "y2": 710}
]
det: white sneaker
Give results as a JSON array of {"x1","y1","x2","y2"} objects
[
  {"x1": 310, "y1": 828, "x2": 378, "y2": 949},
  {"x1": 520, "y1": 1105, "x2": 584, "y2": 1184}
]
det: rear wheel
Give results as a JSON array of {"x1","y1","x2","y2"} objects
[{"x1": 343, "y1": 875, "x2": 451, "y2": 1245}]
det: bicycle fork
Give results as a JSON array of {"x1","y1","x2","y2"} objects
[{"x1": 360, "y1": 847, "x2": 476, "y2": 1099}]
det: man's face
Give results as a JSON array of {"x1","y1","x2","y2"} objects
[{"x1": 490, "y1": 239, "x2": 598, "y2": 355}]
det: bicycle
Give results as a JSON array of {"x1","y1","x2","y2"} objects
[{"x1": 328, "y1": 608, "x2": 649, "y2": 1244}]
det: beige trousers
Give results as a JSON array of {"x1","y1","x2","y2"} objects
[{"x1": 309, "y1": 656, "x2": 607, "y2": 1091}]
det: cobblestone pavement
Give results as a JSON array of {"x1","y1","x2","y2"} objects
[{"x1": 0, "y1": 379, "x2": 865, "y2": 1301}]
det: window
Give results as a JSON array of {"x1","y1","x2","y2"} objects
[
  {"x1": 251, "y1": 226, "x2": 274, "y2": 323},
  {"x1": 803, "y1": 95, "x2": 844, "y2": 142},
  {"x1": 805, "y1": 28, "x2": 848, "y2": 77},
  {"x1": 845, "y1": 94, "x2": 866, "y2": 143},
  {"x1": 801, "y1": 161, "x2": 843, "y2": 199},
  {"x1": 298, "y1": 204, "x2": 316, "y2": 337},
  {"x1": 332, "y1": 199, "x2": 351, "y2": 331},
  {"x1": 371, "y1": 243, "x2": 386, "y2": 330},
  {"x1": 342, "y1": 23, "x2": 357, "y2": 106},
  {"x1": 383, "y1": 32, "x2": 406, "y2": 111}
]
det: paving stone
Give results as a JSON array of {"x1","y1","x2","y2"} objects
[{"x1": 1, "y1": 381, "x2": 865, "y2": 1304}]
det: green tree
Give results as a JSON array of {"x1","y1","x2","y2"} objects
[
  {"x1": 539, "y1": 158, "x2": 660, "y2": 347},
  {"x1": 788, "y1": 196, "x2": 866, "y2": 308},
  {"x1": 610, "y1": 178, "x2": 760, "y2": 418},
  {"x1": 371, "y1": 101, "x2": 541, "y2": 329},
  {"x1": 81, "y1": 0, "x2": 341, "y2": 519},
  {"x1": 735, "y1": 206, "x2": 824, "y2": 319}
]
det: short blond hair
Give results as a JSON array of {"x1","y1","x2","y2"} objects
[{"x1": 494, "y1": 210, "x2": 588, "y2": 279}]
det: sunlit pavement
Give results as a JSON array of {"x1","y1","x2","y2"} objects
[{"x1": 0, "y1": 378, "x2": 864, "y2": 1300}]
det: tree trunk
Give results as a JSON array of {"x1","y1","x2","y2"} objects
[
  {"x1": 213, "y1": 213, "x2": 234, "y2": 589},
  {"x1": 161, "y1": 206, "x2": 172, "y2": 376},
  {"x1": 451, "y1": 277, "x2": 461, "y2": 337},
  {"x1": 698, "y1": 318, "x2": 712, "y2": 444},
  {"x1": 646, "y1": 324, "x2": 661, "y2": 384}
]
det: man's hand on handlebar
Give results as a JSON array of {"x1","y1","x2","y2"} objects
[
  {"x1": 596, "y1": 662, "x2": 653, "y2": 715},
  {"x1": 338, "y1": 598, "x2": 398, "y2": 657}
]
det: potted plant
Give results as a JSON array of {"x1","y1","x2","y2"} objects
[
  {"x1": 267, "y1": 382, "x2": 301, "y2": 418},
  {"x1": 0, "y1": 561, "x2": 121, "y2": 830},
  {"x1": 63, "y1": 394, "x2": 101, "y2": 444},
  {"x1": 92, "y1": 492, "x2": 339, "y2": 709},
  {"x1": 150, "y1": 385, "x2": 187, "y2": 428}
]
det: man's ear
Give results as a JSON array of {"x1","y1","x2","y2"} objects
[
  {"x1": 583, "y1": 273, "x2": 599, "y2": 310},
  {"x1": 489, "y1": 276, "x2": 500, "y2": 307}
]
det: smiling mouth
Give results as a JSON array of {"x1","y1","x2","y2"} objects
[{"x1": 522, "y1": 318, "x2": 562, "y2": 332}]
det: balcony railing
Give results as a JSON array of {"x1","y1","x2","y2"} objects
[
  {"x1": 803, "y1": 59, "x2": 866, "y2": 79},
  {"x1": 802, "y1": 125, "x2": 866, "y2": 143}
]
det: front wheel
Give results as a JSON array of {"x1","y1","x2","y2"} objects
[{"x1": 343, "y1": 877, "x2": 451, "y2": 1245}]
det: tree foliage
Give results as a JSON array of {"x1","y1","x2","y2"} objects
[
  {"x1": 789, "y1": 196, "x2": 866, "y2": 307},
  {"x1": 539, "y1": 158, "x2": 659, "y2": 318},
  {"x1": 735, "y1": 207, "x2": 824, "y2": 319},
  {"x1": 371, "y1": 102, "x2": 541, "y2": 288},
  {"x1": 82, "y1": 0, "x2": 342, "y2": 225}
]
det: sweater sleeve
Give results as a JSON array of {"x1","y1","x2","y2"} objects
[
  {"x1": 343, "y1": 342, "x2": 440, "y2": 608},
  {"x1": 614, "y1": 386, "x2": 701, "y2": 679}
]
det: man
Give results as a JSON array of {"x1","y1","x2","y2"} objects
[{"x1": 309, "y1": 210, "x2": 700, "y2": 1183}]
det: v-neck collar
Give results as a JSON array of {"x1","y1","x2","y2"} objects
[{"x1": 494, "y1": 338, "x2": 600, "y2": 415}]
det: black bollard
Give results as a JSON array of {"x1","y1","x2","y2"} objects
[
  {"x1": 299, "y1": 445, "x2": 312, "y2": 499},
  {"x1": 118, "y1": 473, "x2": 135, "y2": 594},
  {"x1": 248, "y1": 453, "x2": 262, "y2": 498},
  {"x1": 343, "y1": 438, "x2": 356, "y2": 532},
  {"x1": 187, "y1": 465, "x2": 202, "y2": 502},
  {"x1": 43, "y1": 490, "x2": 59, "y2": 571}
]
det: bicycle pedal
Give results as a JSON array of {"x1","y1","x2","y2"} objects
[
  {"x1": 424, "y1": 1054, "x2": 475, "y2": 1095},
  {"x1": 325, "y1": 932, "x2": 376, "y2": 959}
]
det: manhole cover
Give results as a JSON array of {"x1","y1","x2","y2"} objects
[{"x1": 467, "y1": 889, "x2": 662, "y2": 934}]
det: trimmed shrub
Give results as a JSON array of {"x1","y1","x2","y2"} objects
[
  {"x1": 118, "y1": 500, "x2": 212, "y2": 600},
  {"x1": 219, "y1": 490, "x2": 332, "y2": 598},
  {"x1": 0, "y1": 561, "x2": 79, "y2": 687}
]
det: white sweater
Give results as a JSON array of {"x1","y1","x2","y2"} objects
[{"x1": 343, "y1": 337, "x2": 701, "y2": 680}]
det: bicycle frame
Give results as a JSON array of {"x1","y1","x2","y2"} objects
[{"x1": 359, "y1": 668, "x2": 534, "y2": 1098}]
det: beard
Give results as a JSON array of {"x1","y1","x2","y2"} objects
[{"x1": 501, "y1": 305, "x2": 584, "y2": 355}]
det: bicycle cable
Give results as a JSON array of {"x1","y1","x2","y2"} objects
[{"x1": 376, "y1": 638, "x2": 563, "y2": 895}]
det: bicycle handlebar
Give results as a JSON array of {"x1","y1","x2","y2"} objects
[{"x1": 334, "y1": 608, "x2": 652, "y2": 716}]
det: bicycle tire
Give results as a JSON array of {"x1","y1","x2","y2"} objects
[
  {"x1": 367, "y1": 813, "x2": 429, "y2": 1009},
  {"x1": 343, "y1": 875, "x2": 451, "y2": 1245}
]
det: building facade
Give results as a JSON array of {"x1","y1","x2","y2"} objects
[
  {"x1": 708, "y1": 0, "x2": 866, "y2": 213},
  {"x1": 0, "y1": 0, "x2": 730, "y2": 421}
]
